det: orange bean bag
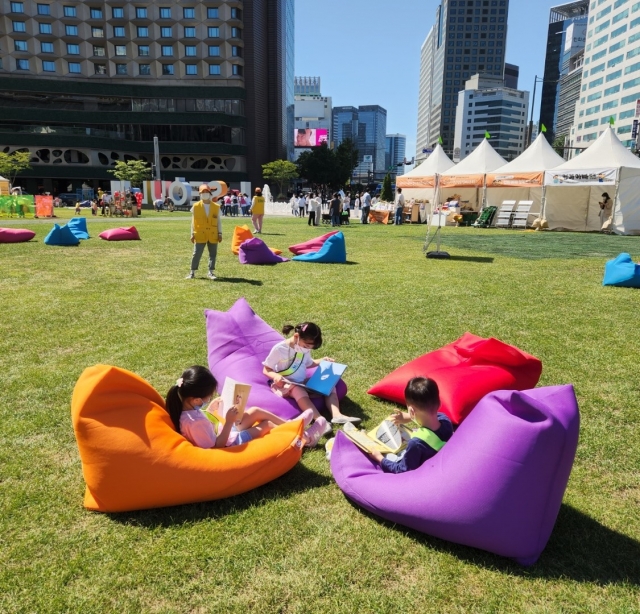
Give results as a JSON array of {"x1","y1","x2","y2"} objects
[
  {"x1": 71, "y1": 364, "x2": 304, "y2": 512},
  {"x1": 231, "y1": 225, "x2": 282, "y2": 255}
]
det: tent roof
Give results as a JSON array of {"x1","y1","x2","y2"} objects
[
  {"x1": 0, "y1": 175, "x2": 8, "y2": 181},
  {"x1": 400, "y1": 144, "x2": 454, "y2": 178},
  {"x1": 492, "y1": 133, "x2": 565, "y2": 173},
  {"x1": 553, "y1": 126, "x2": 640, "y2": 170},
  {"x1": 441, "y1": 138, "x2": 507, "y2": 175}
]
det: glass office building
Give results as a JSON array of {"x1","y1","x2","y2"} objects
[{"x1": 385, "y1": 134, "x2": 407, "y2": 176}]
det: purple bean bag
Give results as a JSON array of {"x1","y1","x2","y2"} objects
[
  {"x1": 331, "y1": 385, "x2": 580, "y2": 565},
  {"x1": 289, "y1": 230, "x2": 339, "y2": 255},
  {"x1": 239, "y1": 237, "x2": 289, "y2": 264},
  {"x1": 0, "y1": 228, "x2": 36, "y2": 243},
  {"x1": 205, "y1": 297, "x2": 347, "y2": 420},
  {"x1": 292, "y1": 232, "x2": 347, "y2": 264},
  {"x1": 99, "y1": 226, "x2": 140, "y2": 241}
]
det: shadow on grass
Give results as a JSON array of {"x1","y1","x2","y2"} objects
[
  {"x1": 447, "y1": 255, "x2": 494, "y2": 264},
  {"x1": 349, "y1": 502, "x2": 640, "y2": 585},
  {"x1": 215, "y1": 277, "x2": 263, "y2": 286}
]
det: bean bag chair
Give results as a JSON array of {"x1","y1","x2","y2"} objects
[
  {"x1": 0, "y1": 228, "x2": 35, "y2": 243},
  {"x1": 66, "y1": 217, "x2": 90, "y2": 240},
  {"x1": 292, "y1": 232, "x2": 346, "y2": 264},
  {"x1": 71, "y1": 364, "x2": 305, "y2": 512},
  {"x1": 206, "y1": 297, "x2": 347, "y2": 420},
  {"x1": 368, "y1": 332, "x2": 542, "y2": 425},
  {"x1": 331, "y1": 385, "x2": 580, "y2": 566},
  {"x1": 44, "y1": 223, "x2": 80, "y2": 246},
  {"x1": 98, "y1": 226, "x2": 140, "y2": 241},
  {"x1": 232, "y1": 225, "x2": 282, "y2": 256},
  {"x1": 239, "y1": 238, "x2": 289, "y2": 265},
  {"x1": 289, "y1": 230, "x2": 340, "y2": 255},
  {"x1": 602, "y1": 253, "x2": 640, "y2": 288}
]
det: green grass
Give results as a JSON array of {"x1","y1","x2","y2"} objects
[{"x1": 1, "y1": 214, "x2": 639, "y2": 613}]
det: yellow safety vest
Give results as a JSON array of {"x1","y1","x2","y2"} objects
[{"x1": 192, "y1": 201, "x2": 220, "y2": 243}]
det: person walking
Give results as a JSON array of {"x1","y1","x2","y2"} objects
[
  {"x1": 290, "y1": 193, "x2": 299, "y2": 216},
  {"x1": 298, "y1": 193, "x2": 307, "y2": 218},
  {"x1": 329, "y1": 192, "x2": 342, "y2": 227},
  {"x1": 394, "y1": 187, "x2": 406, "y2": 225},
  {"x1": 250, "y1": 187, "x2": 265, "y2": 233},
  {"x1": 361, "y1": 190, "x2": 371, "y2": 224},
  {"x1": 185, "y1": 184, "x2": 222, "y2": 280},
  {"x1": 307, "y1": 193, "x2": 317, "y2": 226}
]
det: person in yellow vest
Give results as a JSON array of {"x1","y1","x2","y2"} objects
[
  {"x1": 250, "y1": 187, "x2": 265, "y2": 233},
  {"x1": 186, "y1": 184, "x2": 222, "y2": 280}
]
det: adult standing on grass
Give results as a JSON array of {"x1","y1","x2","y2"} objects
[
  {"x1": 186, "y1": 184, "x2": 222, "y2": 280},
  {"x1": 298, "y1": 193, "x2": 307, "y2": 218},
  {"x1": 250, "y1": 187, "x2": 265, "y2": 234},
  {"x1": 394, "y1": 188, "x2": 405, "y2": 225},
  {"x1": 330, "y1": 192, "x2": 342, "y2": 227},
  {"x1": 361, "y1": 189, "x2": 371, "y2": 224},
  {"x1": 599, "y1": 192, "x2": 613, "y2": 232}
]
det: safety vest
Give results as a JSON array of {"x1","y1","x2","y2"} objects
[
  {"x1": 411, "y1": 426, "x2": 447, "y2": 451},
  {"x1": 192, "y1": 200, "x2": 220, "y2": 243},
  {"x1": 276, "y1": 352, "x2": 305, "y2": 376}
]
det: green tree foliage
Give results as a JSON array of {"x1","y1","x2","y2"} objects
[
  {"x1": 552, "y1": 135, "x2": 567, "y2": 158},
  {"x1": 262, "y1": 159, "x2": 299, "y2": 198},
  {"x1": 0, "y1": 150, "x2": 32, "y2": 186},
  {"x1": 108, "y1": 159, "x2": 152, "y2": 186},
  {"x1": 380, "y1": 173, "x2": 393, "y2": 203},
  {"x1": 296, "y1": 139, "x2": 359, "y2": 191}
]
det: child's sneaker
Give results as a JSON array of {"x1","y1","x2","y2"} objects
[
  {"x1": 303, "y1": 417, "x2": 330, "y2": 448},
  {"x1": 325, "y1": 437, "x2": 335, "y2": 461},
  {"x1": 298, "y1": 409, "x2": 314, "y2": 428}
]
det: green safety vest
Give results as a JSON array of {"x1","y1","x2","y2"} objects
[
  {"x1": 276, "y1": 351, "x2": 305, "y2": 376},
  {"x1": 411, "y1": 426, "x2": 447, "y2": 451}
]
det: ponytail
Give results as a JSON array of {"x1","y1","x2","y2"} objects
[
  {"x1": 282, "y1": 322, "x2": 323, "y2": 349},
  {"x1": 165, "y1": 385, "x2": 183, "y2": 432}
]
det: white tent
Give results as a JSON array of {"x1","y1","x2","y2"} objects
[
  {"x1": 543, "y1": 127, "x2": 640, "y2": 234},
  {"x1": 396, "y1": 145, "x2": 454, "y2": 201},
  {"x1": 0, "y1": 175, "x2": 9, "y2": 196}
]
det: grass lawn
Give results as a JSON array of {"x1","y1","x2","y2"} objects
[{"x1": 1, "y1": 213, "x2": 639, "y2": 613}]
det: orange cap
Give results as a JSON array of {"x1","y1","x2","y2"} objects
[{"x1": 198, "y1": 184, "x2": 212, "y2": 193}]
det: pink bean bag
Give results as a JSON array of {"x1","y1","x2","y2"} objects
[
  {"x1": 289, "y1": 230, "x2": 339, "y2": 255},
  {"x1": 239, "y1": 238, "x2": 289, "y2": 264},
  {"x1": 0, "y1": 228, "x2": 36, "y2": 243},
  {"x1": 99, "y1": 226, "x2": 140, "y2": 241},
  {"x1": 368, "y1": 333, "x2": 542, "y2": 425}
]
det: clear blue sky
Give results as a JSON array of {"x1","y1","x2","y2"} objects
[{"x1": 295, "y1": 0, "x2": 563, "y2": 157}]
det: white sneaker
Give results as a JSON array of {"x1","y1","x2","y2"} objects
[
  {"x1": 298, "y1": 409, "x2": 315, "y2": 428},
  {"x1": 303, "y1": 417, "x2": 331, "y2": 448},
  {"x1": 207, "y1": 271, "x2": 217, "y2": 280},
  {"x1": 185, "y1": 272, "x2": 195, "y2": 279}
]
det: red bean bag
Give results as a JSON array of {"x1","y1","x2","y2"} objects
[
  {"x1": 99, "y1": 226, "x2": 140, "y2": 241},
  {"x1": 0, "y1": 228, "x2": 36, "y2": 243},
  {"x1": 367, "y1": 332, "x2": 542, "y2": 425},
  {"x1": 289, "y1": 230, "x2": 339, "y2": 255}
]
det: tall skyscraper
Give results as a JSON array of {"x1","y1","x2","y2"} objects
[
  {"x1": 539, "y1": 1, "x2": 589, "y2": 145},
  {"x1": 385, "y1": 134, "x2": 407, "y2": 176},
  {"x1": 0, "y1": 0, "x2": 293, "y2": 193},
  {"x1": 415, "y1": 0, "x2": 510, "y2": 160},
  {"x1": 569, "y1": 0, "x2": 640, "y2": 153}
]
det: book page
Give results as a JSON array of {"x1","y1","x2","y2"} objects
[
  {"x1": 367, "y1": 420, "x2": 413, "y2": 454},
  {"x1": 343, "y1": 429, "x2": 386, "y2": 454},
  {"x1": 220, "y1": 377, "x2": 251, "y2": 422}
]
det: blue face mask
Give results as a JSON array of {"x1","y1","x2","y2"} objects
[{"x1": 192, "y1": 398, "x2": 210, "y2": 412}]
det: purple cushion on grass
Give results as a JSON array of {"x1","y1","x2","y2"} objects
[
  {"x1": 330, "y1": 385, "x2": 580, "y2": 565},
  {"x1": 99, "y1": 227, "x2": 140, "y2": 241},
  {"x1": 205, "y1": 298, "x2": 347, "y2": 420},
  {"x1": 238, "y1": 237, "x2": 289, "y2": 264},
  {"x1": 0, "y1": 228, "x2": 36, "y2": 243}
]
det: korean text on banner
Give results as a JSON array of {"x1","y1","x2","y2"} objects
[
  {"x1": 439, "y1": 174, "x2": 484, "y2": 188},
  {"x1": 396, "y1": 176, "x2": 436, "y2": 189},
  {"x1": 544, "y1": 168, "x2": 617, "y2": 186},
  {"x1": 486, "y1": 172, "x2": 544, "y2": 188}
]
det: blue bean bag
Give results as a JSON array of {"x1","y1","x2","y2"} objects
[
  {"x1": 331, "y1": 385, "x2": 580, "y2": 566},
  {"x1": 602, "y1": 253, "x2": 640, "y2": 288},
  {"x1": 44, "y1": 223, "x2": 80, "y2": 246},
  {"x1": 292, "y1": 231, "x2": 346, "y2": 263},
  {"x1": 66, "y1": 217, "x2": 90, "y2": 240}
]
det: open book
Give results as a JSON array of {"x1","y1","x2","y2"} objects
[
  {"x1": 219, "y1": 377, "x2": 251, "y2": 422},
  {"x1": 283, "y1": 360, "x2": 347, "y2": 396},
  {"x1": 342, "y1": 418, "x2": 414, "y2": 455}
]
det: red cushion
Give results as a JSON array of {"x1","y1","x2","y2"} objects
[
  {"x1": 99, "y1": 226, "x2": 140, "y2": 241},
  {"x1": 289, "y1": 230, "x2": 339, "y2": 255},
  {"x1": 367, "y1": 332, "x2": 542, "y2": 425},
  {"x1": 0, "y1": 228, "x2": 36, "y2": 243}
]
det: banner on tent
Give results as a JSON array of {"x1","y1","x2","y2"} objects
[
  {"x1": 439, "y1": 174, "x2": 483, "y2": 188},
  {"x1": 486, "y1": 172, "x2": 544, "y2": 187},
  {"x1": 396, "y1": 176, "x2": 436, "y2": 189},
  {"x1": 35, "y1": 195, "x2": 53, "y2": 217},
  {"x1": 544, "y1": 168, "x2": 617, "y2": 186}
]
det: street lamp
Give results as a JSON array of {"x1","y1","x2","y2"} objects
[{"x1": 528, "y1": 74, "x2": 560, "y2": 147}]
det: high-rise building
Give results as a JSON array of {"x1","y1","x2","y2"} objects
[
  {"x1": 569, "y1": 0, "x2": 640, "y2": 154},
  {"x1": 385, "y1": 134, "x2": 407, "y2": 176},
  {"x1": 539, "y1": 1, "x2": 589, "y2": 145},
  {"x1": 415, "y1": 0, "x2": 510, "y2": 160},
  {"x1": 504, "y1": 62, "x2": 519, "y2": 88},
  {"x1": 0, "y1": 0, "x2": 294, "y2": 194},
  {"x1": 293, "y1": 76, "x2": 331, "y2": 161}
]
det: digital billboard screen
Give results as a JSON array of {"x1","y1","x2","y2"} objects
[{"x1": 294, "y1": 128, "x2": 328, "y2": 147}]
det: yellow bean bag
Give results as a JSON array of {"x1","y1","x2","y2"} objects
[
  {"x1": 71, "y1": 365, "x2": 304, "y2": 512},
  {"x1": 231, "y1": 225, "x2": 282, "y2": 255}
]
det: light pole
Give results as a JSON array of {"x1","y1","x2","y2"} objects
[{"x1": 528, "y1": 75, "x2": 559, "y2": 147}]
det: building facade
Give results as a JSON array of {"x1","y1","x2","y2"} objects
[
  {"x1": 504, "y1": 62, "x2": 518, "y2": 88},
  {"x1": 0, "y1": 0, "x2": 293, "y2": 194},
  {"x1": 453, "y1": 73, "x2": 528, "y2": 161},
  {"x1": 415, "y1": 0, "x2": 510, "y2": 160},
  {"x1": 293, "y1": 76, "x2": 331, "y2": 161},
  {"x1": 385, "y1": 133, "x2": 406, "y2": 176}
]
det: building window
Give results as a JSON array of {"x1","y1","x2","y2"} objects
[
  {"x1": 137, "y1": 27, "x2": 149, "y2": 37},
  {"x1": 116, "y1": 64, "x2": 127, "y2": 75},
  {"x1": 183, "y1": 8, "x2": 195, "y2": 18},
  {"x1": 39, "y1": 23, "x2": 53, "y2": 34},
  {"x1": 185, "y1": 64, "x2": 197, "y2": 75},
  {"x1": 90, "y1": 8, "x2": 103, "y2": 19},
  {"x1": 230, "y1": 7, "x2": 242, "y2": 19},
  {"x1": 43, "y1": 60, "x2": 56, "y2": 72},
  {"x1": 95, "y1": 64, "x2": 106, "y2": 75},
  {"x1": 232, "y1": 64, "x2": 243, "y2": 76},
  {"x1": 208, "y1": 27, "x2": 219, "y2": 38},
  {"x1": 135, "y1": 7, "x2": 148, "y2": 18},
  {"x1": 161, "y1": 46, "x2": 174, "y2": 57},
  {"x1": 93, "y1": 46, "x2": 105, "y2": 56},
  {"x1": 232, "y1": 46, "x2": 242, "y2": 57},
  {"x1": 14, "y1": 40, "x2": 28, "y2": 52},
  {"x1": 231, "y1": 27, "x2": 242, "y2": 39},
  {"x1": 68, "y1": 62, "x2": 81, "y2": 74},
  {"x1": 115, "y1": 45, "x2": 127, "y2": 56},
  {"x1": 114, "y1": 27, "x2": 126, "y2": 37},
  {"x1": 185, "y1": 45, "x2": 197, "y2": 56},
  {"x1": 207, "y1": 8, "x2": 219, "y2": 18},
  {"x1": 184, "y1": 27, "x2": 196, "y2": 37},
  {"x1": 208, "y1": 46, "x2": 220, "y2": 57},
  {"x1": 37, "y1": 4, "x2": 50, "y2": 15},
  {"x1": 112, "y1": 7, "x2": 124, "y2": 19},
  {"x1": 16, "y1": 59, "x2": 29, "y2": 70},
  {"x1": 138, "y1": 45, "x2": 150, "y2": 56},
  {"x1": 65, "y1": 25, "x2": 78, "y2": 36},
  {"x1": 12, "y1": 21, "x2": 26, "y2": 32},
  {"x1": 159, "y1": 7, "x2": 171, "y2": 18},
  {"x1": 139, "y1": 64, "x2": 151, "y2": 75},
  {"x1": 63, "y1": 5, "x2": 76, "y2": 17},
  {"x1": 209, "y1": 64, "x2": 221, "y2": 75},
  {"x1": 67, "y1": 44, "x2": 80, "y2": 55},
  {"x1": 11, "y1": 2, "x2": 24, "y2": 12},
  {"x1": 42, "y1": 42, "x2": 54, "y2": 53},
  {"x1": 91, "y1": 27, "x2": 104, "y2": 38},
  {"x1": 162, "y1": 64, "x2": 174, "y2": 75},
  {"x1": 161, "y1": 27, "x2": 172, "y2": 37}
]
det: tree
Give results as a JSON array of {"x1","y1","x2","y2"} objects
[
  {"x1": 0, "y1": 150, "x2": 31, "y2": 187},
  {"x1": 262, "y1": 159, "x2": 298, "y2": 198},
  {"x1": 552, "y1": 135, "x2": 567, "y2": 158},
  {"x1": 296, "y1": 139, "x2": 359, "y2": 192},
  {"x1": 108, "y1": 159, "x2": 152, "y2": 187},
  {"x1": 380, "y1": 173, "x2": 393, "y2": 203},
  {"x1": 334, "y1": 138, "x2": 359, "y2": 188}
]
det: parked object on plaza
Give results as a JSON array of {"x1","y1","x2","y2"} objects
[
  {"x1": 44, "y1": 223, "x2": 80, "y2": 246},
  {"x1": 602, "y1": 253, "x2": 640, "y2": 288},
  {"x1": 291, "y1": 231, "x2": 347, "y2": 264},
  {"x1": 98, "y1": 226, "x2": 141, "y2": 241},
  {"x1": 238, "y1": 238, "x2": 289, "y2": 264},
  {"x1": 288, "y1": 230, "x2": 340, "y2": 255},
  {"x1": 0, "y1": 227, "x2": 36, "y2": 243}
]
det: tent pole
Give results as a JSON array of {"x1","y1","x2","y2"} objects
[{"x1": 612, "y1": 168, "x2": 621, "y2": 234}]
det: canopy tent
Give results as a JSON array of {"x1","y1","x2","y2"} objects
[
  {"x1": 543, "y1": 127, "x2": 640, "y2": 234},
  {"x1": 484, "y1": 133, "x2": 566, "y2": 215},
  {"x1": 396, "y1": 145, "x2": 455, "y2": 201}
]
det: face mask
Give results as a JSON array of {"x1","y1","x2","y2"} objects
[
  {"x1": 201, "y1": 192, "x2": 211, "y2": 202},
  {"x1": 294, "y1": 343, "x2": 310, "y2": 354}
]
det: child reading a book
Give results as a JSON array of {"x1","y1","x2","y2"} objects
[
  {"x1": 262, "y1": 322, "x2": 360, "y2": 431},
  {"x1": 368, "y1": 377, "x2": 453, "y2": 474},
  {"x1": 166, "y1": 365, "x2": 322, "y2": 449}
]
